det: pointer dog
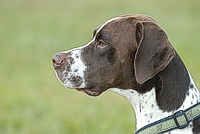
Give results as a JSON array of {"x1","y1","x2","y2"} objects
[{"x1": 52, "y1": 14, "x2": 200, "y2": 133}]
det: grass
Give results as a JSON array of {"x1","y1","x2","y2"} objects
[{"x1": 0, "y1": 0, "x2": 200, "y2": 133}]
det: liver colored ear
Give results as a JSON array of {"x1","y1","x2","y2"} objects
[{"x1": 134, "y1": 21, "x2": 175, "y2": 84}]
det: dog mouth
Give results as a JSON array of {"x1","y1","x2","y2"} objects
[{"x1": 76, "y1": 88, "x2": 103, "y2": 96}]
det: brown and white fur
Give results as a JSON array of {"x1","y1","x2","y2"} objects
[{"x1": 52, "y1": 14, "x2": 200, "y2": 133}]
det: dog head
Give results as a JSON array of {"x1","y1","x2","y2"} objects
[{"x1": 52, "y1": 14, "x2": 175, "y2": 96}]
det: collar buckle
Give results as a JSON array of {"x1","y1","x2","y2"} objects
[{"x1": 173, "y1": 110, "x2": 189, "y2": 129}]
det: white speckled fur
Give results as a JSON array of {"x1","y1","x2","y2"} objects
[
  {"x1": 108, "y1": 74, "x2": 200, "y2": 134},
  {"x1": 54, "y1": 49, "x2": 87, "y2": 88},
  {"x1": 65, "y1": 49, "x2": 86, "y2": 88}
]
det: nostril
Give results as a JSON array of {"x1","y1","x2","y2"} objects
[
  {"x1": 60, "y1": 59, "x2": 64, "y2": 64},
  {"x1": 52, "y1": 59, "x2": 56, "y2": 64}
]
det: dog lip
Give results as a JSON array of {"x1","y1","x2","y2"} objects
[
  {"x1": 53, "y1": 65, "x2": 61, "y2": 70},
  {"x1": 76, "y1": 88, "x2": 102, "y2": 96}
]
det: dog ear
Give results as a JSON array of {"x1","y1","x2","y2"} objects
[{"x1": 134, "y1": 21, "x2": 175, "y2": 84}]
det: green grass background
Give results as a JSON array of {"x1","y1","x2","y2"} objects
[{"x1": 0, "y1": 0, "x2": 200, "y2": 133}]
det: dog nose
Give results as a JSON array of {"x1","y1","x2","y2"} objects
[{"x1": 52, "y1": 53, "x2": 67, "y2": 69}]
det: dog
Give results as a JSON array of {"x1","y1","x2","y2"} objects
[{"x1": 52, "y1": 14, "x2": 200, "y2": 134}]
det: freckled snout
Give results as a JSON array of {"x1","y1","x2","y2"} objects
[
  {"x1": 52, "y1": 53, "x2": 68, "y2": 69},
  {"x1": 52, "y1": 50, "x2": 86, "y2": 89}
]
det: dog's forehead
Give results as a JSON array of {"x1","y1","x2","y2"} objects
[
  {"x1": 93, "y1": 14, "x2": 156, "y2": 37},
  {"x1": 93, "y1": 17, "x2": 121, "y2": 37}
]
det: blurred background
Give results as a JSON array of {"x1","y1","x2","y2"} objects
[{"x1": 0, "y1": 0, "x2": 200, "y2": 133}]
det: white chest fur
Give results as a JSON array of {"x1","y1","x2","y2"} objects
[{"x1": 108, "y1": 76, "x2": 200, "y2": 134}]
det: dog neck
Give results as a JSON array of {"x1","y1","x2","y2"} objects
[
  {"x1": 108, "y1": 76, "x2": 199, "y2": 131},
  {"x1": 108, "y1": 55, "x2": 200, "y2": 131},
  {"x1": 109, "y1": 87, "x2": 161, "y2": 129}
]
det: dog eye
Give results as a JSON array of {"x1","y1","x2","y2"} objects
[{"x1": 97, "y1": 41, "x2": 107, "y2": 48}]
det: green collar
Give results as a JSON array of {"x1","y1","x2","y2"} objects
[{"x1": 135, "y1": 102, "x2": 200, "y2": 134}]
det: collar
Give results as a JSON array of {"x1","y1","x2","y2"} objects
[{"x1": 135, "y1": 102, "x2": 200, "y2": 134}]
